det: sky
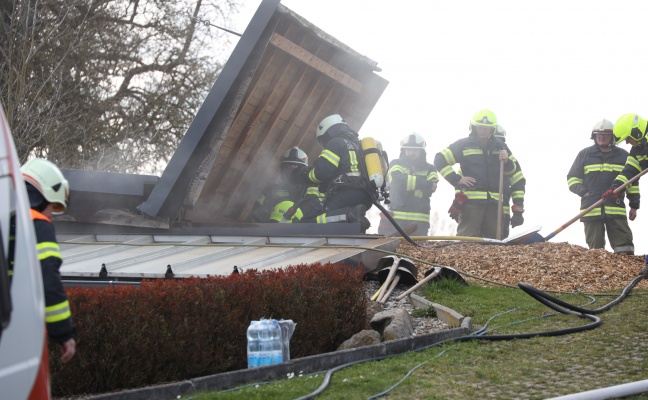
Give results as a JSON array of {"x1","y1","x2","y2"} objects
[{"x1": 228, "y1": 0, "x2": 648, "y2": 254}]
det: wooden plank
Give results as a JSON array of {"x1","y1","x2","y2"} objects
[{"x1": 270, "y1": 33, "x2": 362, "y2": 93}]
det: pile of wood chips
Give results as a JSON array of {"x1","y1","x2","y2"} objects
[{"x1": 396, "y1": 240, "x2": 648, "y2": 293}]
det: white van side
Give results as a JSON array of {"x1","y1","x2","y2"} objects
[{"x1": 0, "y1": 105, "x2": 48, "y2": 399}]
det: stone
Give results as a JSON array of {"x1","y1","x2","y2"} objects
[
  {"x1": 370, "y1": 308, "x2": 415, "y2": 341},
  {"x1": 337, "y1": 330, "x2": 381, "y2": 350}
]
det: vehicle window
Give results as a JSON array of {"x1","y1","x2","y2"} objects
[{"x1": 0, "y1": 172, "x2": 15, "y2": 336}]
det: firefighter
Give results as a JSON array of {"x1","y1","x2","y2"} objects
[
  {"x1": 378, "y1": 132, "x2": 438, "y2": 236},
  {"x1": 291, "y1": 114, "x2": 373, "y2": 232},
  {"x1": 251, "y1": 146, "x2": 323, "y2": 223},
  {"x1": 434, "y1": 109, "x2": 520, "y2": 239},
  {"x1": 20, "y1": 158, "x2": 76, "y2": 364},
  {"x1": 493, "y1": 125, "x2": 527, "y2": 238},
  {"x1": 568, "y1": 119, "x2": 637, "y2": 254}
]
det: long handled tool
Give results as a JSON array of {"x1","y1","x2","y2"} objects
[
  {"x1": 375, "y1": 257, "x2": 400, "y2": 302},
  {"x1": 525, "y1": 167, "x2": 648, "y2": 244},
  {"x1": 497, "y1": 158, "x2": 505, "y2": 240},
  {"x1": 395, "y1": 266, "x2": 466, "y2": 300}
]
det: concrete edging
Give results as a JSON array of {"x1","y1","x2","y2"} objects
[{"x1": 87, "y1": 299, "x2": 471, "y2": 400}]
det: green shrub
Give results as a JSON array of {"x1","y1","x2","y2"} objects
[{"x1": 49, "y1": 262, "x2": 366, "y2": 397}]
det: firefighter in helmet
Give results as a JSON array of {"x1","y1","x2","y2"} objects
[
  {"x1": 378, "y1": 132, "x2": 438, "y2": 236},
  {"x1": 252, "y1": 146, "x2": 321, "y2": 223},
  {"x1": 19, "y1": 158, "x2": 76, "y2": 364},
  {"x1": 434, "y1": 109, "x2": 521, "y2": 238},
  {"x1": 290, "y1": 114, "x2": 373, "y2": 232},
  {"x1": 575, "y1": 118, "x2": 639, "y2": 254}
]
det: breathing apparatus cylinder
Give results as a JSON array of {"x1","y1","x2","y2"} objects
[{"x1": 361, "y1": 137, "x2": 386, "y2": 191}]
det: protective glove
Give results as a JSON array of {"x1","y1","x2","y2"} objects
[
  {"x1": 448, "y1": 192, "x2": 468, "y2": 222},
  {"x1": 510, "y1": 204, "x2": 524, "y2": 227},
  {"x1": 602, "y1": 185, "x2": 622, "y2": 202}
]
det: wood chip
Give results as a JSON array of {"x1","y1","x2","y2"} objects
[{"x1": 396, "y1": 241, "x2": 648, "y2": 293}]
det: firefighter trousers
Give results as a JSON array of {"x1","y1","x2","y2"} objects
[
  {"x1": 457, "y1": 201, "x2": 502, "y2": 239},
  {"x1": 583, "y1": 218, "x2": 634, "y2": 254}
]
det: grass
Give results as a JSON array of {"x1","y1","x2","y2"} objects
[{"x1": 193, "y1": 278, "x2": 648, "y2": 399}]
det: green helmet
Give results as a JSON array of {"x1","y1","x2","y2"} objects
[
  {"x1": 470, "y1": 109, "x2": 498, "y2": 131},
  {"x1": 613, "y1": 113, "x2": 647, "y2": 144}
]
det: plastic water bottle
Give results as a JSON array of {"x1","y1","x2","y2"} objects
[
  {"x1": 269, "y1": 319, "x2": 283, "y2": 365},
  {"x1": 246, "y1": 320, "x2": 260, "y2": 368},
  {"x1": 258, "y1": 319, "x2": 272, "y2": 366}
]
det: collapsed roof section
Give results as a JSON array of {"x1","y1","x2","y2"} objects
[{"x1": 135, "y1": 0, "x2": 389, "y2": 225}]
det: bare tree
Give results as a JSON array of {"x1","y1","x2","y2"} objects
[{"x1": 0, "y1": 0, "x2": 240, "y2": 173}]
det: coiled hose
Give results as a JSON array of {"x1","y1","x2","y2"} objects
[{"x1": 294, "y1": 274, "x2": 646, "y2": 400}]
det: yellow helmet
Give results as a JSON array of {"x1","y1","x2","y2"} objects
[
  {"x1": 470, "y1": 109, "x2": 498, "y2": 132},
  {"x1": 269, "y1": 200, "x2": 303, "y2": 223},
  {"x1": 613, "y1": 113, "x2": 647, "y2": 144}
]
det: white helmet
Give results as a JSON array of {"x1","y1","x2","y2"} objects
[
  {"x1": 316, "y1": 114, "x2": 346, "y2": 139},
  {"x1": 21, "y1": 158, "x2": 69, "y2": 213},
  {"x1": 591, "y1": 119, "x2": 614, "y2": 140},
  {"x1": 281, "y1": 146, "x2": 308, "y2": 166},
  {"x1": 400, "y1": 132, "x2": 426, "y2": 149},
  {"x1": 494, "y1": 125, "x2": 507, "y2": 142}
]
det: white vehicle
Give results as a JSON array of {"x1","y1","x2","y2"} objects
[{"x1": 0, "y1": 104, "x2": 49, "y2": 399}]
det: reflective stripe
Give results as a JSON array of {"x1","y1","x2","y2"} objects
[
  {"x1": 626, "y1": 156, "x2": 642, "y2": 172},
  {"x1": 308, "y1": 169, "x2": 321, "y2": 183},
  {"x1": 581, "y1": 207, "x2": 602, "y2": 217},
  {"x1": 36, "y1": 241, "x2": 61, "y2": 261},
  {"x1": 512, "y1": 190, "x2": 524, "y2": 199},
  {"x1": 320, "y1": 149, "x2": 340, "y2": 167},
  {"x1": 441, "y1": 148, "x2": 455, "y2": 165},
  {"x1": 627, "y1": 185, "x2": 640, "y2": 195},
  {"x1": 349, "y1": 151, "x2": 359, "y2": 173},
  {"x1": 503, "y1": 205, "x2": 510, "y2": 216},
  {"x1": 406, "y1": 175, "x2": 415, "y2": 191},
  {"x1": 440, "y1": 165, "x2": 455, "y2": 178},
  {"x1": 510, "y1": 171, "x2": 524, "y2": 186},
  {"x1": 464, "y1": 191, "x2": 488, "y2": 200},
  {"x1": 463, "y1": 148, "x2": 483, "y2": 156},
  {"x1": 605, "y1": 206, "x2": 627, "y2": 216},
  {"x1": 613, "y1": 245, "x2": 635, "y2": 253},
  {"x1": 393, "y1": 211, "x2": 429, "y2": 222},
  {"x1": 45, "y1": 300, "x2": 71, "y2": 323},
  {"x1": 317, "y1": 214, "x2": 346, "y2": 224},
  {"x1": 616, "y1": 174, "x2": 628, "y2": 184},
  {"x1": 584, "y1": 163, "x2": 624, "y2": 174},
  {"x1": 567, "y1": 176, "x2": 583, "y2": 187}
]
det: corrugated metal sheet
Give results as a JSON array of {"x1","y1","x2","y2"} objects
[{"x1": 58, "y1": 233, "x2": 400, "y2": 280}]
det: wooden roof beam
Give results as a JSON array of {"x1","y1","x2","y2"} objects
[{"x1": 270, "y1": 33, "x2": 363, "y2": 93}]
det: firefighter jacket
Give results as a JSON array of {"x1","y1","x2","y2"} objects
[
  {"x1": 306, "y1": 133, "x2": 370, "y2": 196},
  {"x1": 252, "y1": 180, "x2": 323, "y2": 222},
  {"x1": 612, "y1": 141, "x2": 648, "y2": 195},
  {"x1": 387, "y1": 154, "x2": 438, "y2": 224},
  {"x1": 31, "y1": 209, "x2": 75, "y2": 344},
  {"x1": 434, "y1": 135, "x2": 518, "y2": 204},
  {"x1": 570, "y1": 145, "x2": 640, "y2": 221}
]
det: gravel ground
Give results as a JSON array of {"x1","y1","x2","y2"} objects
[{"x1": 364, "y1": 280, "x2": 450, "y2": 336}]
